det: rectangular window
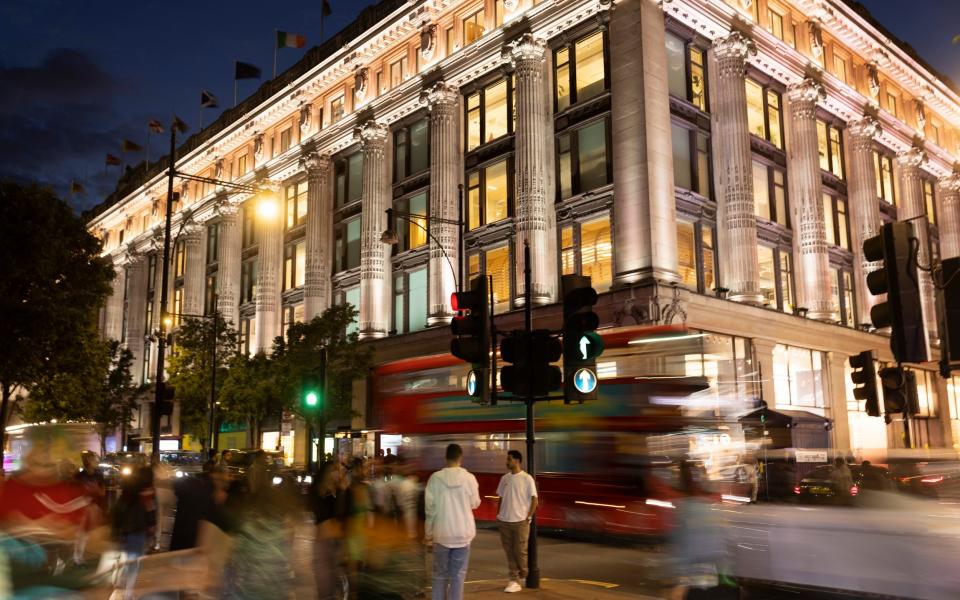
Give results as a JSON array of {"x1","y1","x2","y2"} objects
[
  {"x1": 285, "y1": 181, "x2": 309, "y2": 229},
  {"x1": 283, "y1": 239, "x2": 306, "y2": 291},
  {"x1": 240, "y1": 258, "x2": 258, "y2": 304},
  {"x1": 475, "y1": 245, "x2": 511, "y2": 314},
  {"x1": 677, "y1": 220, "x2": 697, "y2": 289},
  {"x1": 495, "y1": 0, "x2": 506, "y2": 26},
  {"x1": 560, "y1": 225, "x2": 575, "y2": 276},
  {"x1": 147, "y1": 254, "x2": 157, "y2": 292},
  {"x1": 671, "y1": 123, "x2": 711, "y2": 198},
  {"x1": 832, "y1": 267, "x2": 856, "y2": 327},
  {"x1": 463, "y1": 10, "x2": 485, "y2": 46},
  {"x1": 816, "y1": 120, "x2": 844, "y2": 178},
  {"x1": 758, "y1": 245, "x2": 793, "y2": 312},
  {"x1": 279, "y1": 127, "x2": 292, "y2": 154},
  {"x1": 874, "y1": 151, "x2": 896, "y2": 204},
  {"x1": 205, "y1": 274, "x2": 218, "y2": 315},
  {"x1": 676, "y1": 219, "x2": 717, "y2": 294},
  {"x1": 335, "y1": 217, "x2": 362, "y2": 272},
  {"x1": 394, "y1": 267, "x2": 429, "y2": 334},
  {"x1": 767, "y1": 8, "x2": 784, "y2": 41},
  {"x1": 239, "y1": 316, "x2": 256, "y2": 355},
  {"x1": 665, "y1": 34, "x2": 708, "y2": 111},
  {"x1": 753, "y1": 162, "x2": 787, "y2": 226},
  {"x1": 773, "y1": 344, "x2": 826, "y2": 409},
  {"x1": 206, "y1": 223, "x2": 219, "y2": 265},
  {"x1": 330, "y1": 95, "x2": 345, "y2": 124},
  {"x1": 822, "y1": 193, "x2": 850, "y2": 250},
  {"x1": 394, "y1": 119, "x2": 430, "y2": 181},
  {"x1": 282, "y1": 303, "x2": 305, "y2": 334},
  {"x1": 779, "y1": 251, "x2": 794, "y2": 314},
  {"x1": 555, "y1": 31, "x2": 608, "y2": 111},
  {"x1": 237, "y1": 154, "x2": 248, "y2": 177},
  {"x1": 242, "y1": 203, "x2": 257, "y2": 248},
  {"x1": 335, "y1": 152, "x2": 364, "y2": 207},
  {"x1": 745, "y1": 79, "x2": 783, "y2": 148},
  {"x1": 446, "y1": 26, "x2": 456, "y2": 55},
  {"x1": 579, "y1": 215, "x2": 612, "y2": 293},
  {"x1": 557, "y1": 118, "x2": 610, "y2": 200},
  {"x1": 389, "y1": 56, "x2": 408, "y2": 89},
  {"x1": 923, "y1": 180, "x2": 937, "y2": 224},
  {"x1": 886, "y1": 92, "x2": 898, "y2": 118},
  {"x1": 393, "y1": 192, "x2": 428, "y2": 252},
  {"x1": 344, "y1": 287, "x2": 360, "y2": 337},
  {"x1": 465, "y1": 78, "x2": 513, "y2": 151},
  {"x1": 832, "y1": 53, "x2": 848, "y2": 84},
  {"x1": 174, "y1": 241, "x2": 186, "y2": 278},
  {"x1": 172, "y1": 287, "x2": 184, "y2": 327},
  {"x1": 467, "y1": 159, "x2": 511, "y2": 229}
]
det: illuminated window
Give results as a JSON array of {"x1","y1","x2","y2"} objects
[
  {"x1": 394, "y1": 119, "x2": 429, "y2": 181},
  {"x1": 579, "y1": 216, "x2": 613, "y2": 293},
  {"x1": 238, "y1": 316, "x2": 256, "y2": 355},
  {"x1": 393, "y1": 266, "x2": 428, "y2": 334},
  {"x1": 463, "y1": 10, "x2": 485, "y2": 46},
  {"x1": 758, "y1": 245, "x2": 793, "y2": 312},
  {"x1": 389, "y1": 56, "x2": 408, "y2": 89},
  {"x1": 923, "y1": 179, "x2": 937, "y2": 224},
  {"x1": 466, "y1": 159, "x2": 511, "y2": 229},
  {"x1": 242, "y1": 202, "x2": 257, "y2": 248},
  {"x1": 285, "y1": 180, "x2": 308, "y2": 229},
  {"x1": 206, "y1": 223, "x2": 219, "y2": 265},
  {"x1": 816, "y1": 120, "x2": 844, "y2": 178},
  {"x1": 446, "y1": 26, "x2": 456, "y2": 55},
  {"x1": 745, "y1": 79, "x2": 783, "y2": 148},
  {"x1": 931, "y1": 123, "x2": 941, "y2": 146},
  {"x1": 823, "y1": 193, "x2": 850, "y2": 250},
  {"x1": 330, "y1": 95, "x2": 345, "y2": 124},
  {"x1": 465, "y1": 79, "x2": 513, "y2": 151},
  {"x1": 832, "y1": 53, "x2": 848, "y2": 84},
  {"x1": 240, "y1": 258, "x2": 257, "y2": 304},
  {"x1": 677, "y1": 220, "x2": 697, "y2": 289},
  {"x1": 279, "y1": 127, "x2": 292, "y2": 154},
  {"x1": 282, "y1": 303, "x2": 305, "y2": 334},
  {"x1": 283, "y1": 239, "x2": 306, "y2": 291},
  {"x1": 174, "y1": 241, "x2": 186, "y2": 278},
  {"x1": 773, "y1": 344, "x2": 826, "y2": 409},
  {"x1": 204, "y1": 274, "x2": 217, "y2": 315},
  {"x1": 334, "y1": 217, "x2": 361, "y2": 272},
  {"x1": 557, "y1": 118, "x2": 610, "y2": 200},
  {"x1": 172, "y1": 287, "x2": 183, "y2": 328},
  {"x1": 873, "y1": 151, "x2": 896, "y2": 205},
  {"x1": 676, "y1": 219, "x2": 717, "y2": 294},
  {"x1": 665, "y1": 33, "x2": 708, "y2": 111},
  {"x1": 766, "y1": 7, "x2": 794, "y2": 47},
  {"x1": 236, "y1": 154, "x2": 248, "y2": 178},
  {"x1": 671, "y1": 123, "x2": 711, "y2": 198},
  {"x1": 752, "y1": 161, "x2": 788, "y2": 226},
  {"x1": 886, "y1": 92, "x2": 898, "y2": 118},
  {"x1": 335, "y1": 152, "x2": 364, "y2": 207},
  {"x1": 495, "y1": 0, "x2": 506, "y2": 26},
  {"x1": 831, "y1": 267, "x2": 856, "y2": 327},
  {"x1": 392, "y1": 192, "x2": 428, "y2": 252},
  {"x1": 482, "y1": 245, "x2": 511, "y2": 314}
]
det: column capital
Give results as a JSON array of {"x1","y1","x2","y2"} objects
[
  {"x1": 182, "y1": 218, "x2": 203, "y2": 242},
  {"x1": 301, "y1": 151, "x2": 331, "y2": 177},
  {"x1": 848, "y1": 115, "x2": 882, "y2": 141},
  {"x1": 215, "y1": 196, "x2": 241, "y2": 217},
  {"x1": 420, "y1": 81, "x2": 459, "y2": 109},
  {"x1": 713, "y1": 31, "x2": 756, "y2": 66},
  {"x1": 897, "y1": 146, "x2": 926, "y2": 169},
  {"x1": 354, "y1": 120, "x2": 389, "y2": 149},
  {"x1": 939, "y1": 173, "x2": 960, "y2": 193},
  {"x1": 786, "y1": 78, "x2": 825, "y2": 105},
  {"x1": 505, "y1": 33, "x2": 546, "y2": 67}
]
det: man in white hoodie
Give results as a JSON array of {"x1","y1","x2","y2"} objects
[{"x1": 425, "y1": 443, "x2": 481, "y2": 600}]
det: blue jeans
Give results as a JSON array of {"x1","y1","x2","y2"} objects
[{"x1": 432, "y1": 544, "x2": 470, "y2": 600}]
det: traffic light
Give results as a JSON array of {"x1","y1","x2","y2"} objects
[
  {"x1": 302, "y1": 374, "x2": 321, "y2": 411},
  {"x1": 562, "y1": 274, "x2": 603, "y2": 403},
  {"x1": 863, "y1": 222, "x2": 928, "y2": 363},
  {"x1": 848, "y1": 351, "x2": 879, "y2": 417},
  {"x1": 500, "y1": 330, "x2": 562, "y2": 397},
  {"x1": 942, "y1": 257, "x2": 960, "y2": 363},
  {"x1": 450, "y1": 276, "x2": 489, "y2": 402},
  {"x1": 879, "y1": 366, "x2": 919, "y2": 418}
]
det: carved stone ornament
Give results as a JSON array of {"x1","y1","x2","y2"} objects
[
  {"x1": 915, "y1": 99, "x2": 927, "y2": 134},
  {"x1": 354, "y1": 67, "x2": 369, "y2": 102},
  {"x1": 503, "y1": 0, "x2": 518, "y2": 12},
  {"x1": 896, "y1": 146, "x2": 926, "y2": 169},
  {"x1": 939, "y1": 173, "x2": 960, "y2": 193},
  {"x1": 216, "y1": 196, "x2": 241, "y2": 216},
  {"x1": 787, "y1": 78, "x2": 825, "y2": 105},
  {"x1": 354, "y1": 120, "x2": 389, "y2": 148},
  {"x1": 808, "y1": 22, "x2": 824, "y2": 58},
  {"x1": 180, "y1": 183, "x2": 190, "y2": 203},
  {"x1": 419, "y1": 81, "x2": 459, "y2": 108},
  {"x1": 866, "y1": 63, "x2": 881, "y2": 99},
  {"x1": 299, "y1": 103, "x2": 312, "y2": 136},
  {"x1": 301, "y1": 151, "x2": 331, "y2": 175},
  {"x1": 253, "y1": 133, "x2": 264, "y2": 162},
  {"x1": 713, "y1": 31, "x2": 757, "y2": 64},
  {"x1": 848, "y1": 115, "x2": 882, "y2": 141},
  {"x1": 214, "y1": 158, "x2": 224, "y2": 180},
  {"x1": 420, "y1": 24, "x2": 437, "y2": 61},
  {"x1": 506, "y1": 33, "x2": 546, "y2": 66},
  {"x1": 740, "y1": 0, "x2": 753, "y2": 10}
]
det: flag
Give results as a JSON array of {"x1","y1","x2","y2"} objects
[
  {"x1": 172, "y1": 115, "x2": 189, "y2": 133},
  {"x1": 70, "y1": 181, "x2": 84, "y2": 195},
  {"x1": 105, "y1": 154, "x2": 121, "y2": 166},
  {"x1": 201, "y1": 89, "x2": 219, "y2": 108},
  {"x1": 277, "y1": 30, "x2": 306, "y2": 49},
  {"x1": 322, "y1": 0, "x2": 332, "y2": 16},
  {"x1": 235, "y1": 61, "x2": 262, "y2": 80},
  {"x1": 148, "y1": 119, "x2": 164, "y2": 134},
  {"x1": 122, "y1": 139, "x2": 143, "y2": 153}
]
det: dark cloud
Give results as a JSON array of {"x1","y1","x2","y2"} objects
[{"x1": 0, "y1": 49, "x2": 144, "y2": 211}]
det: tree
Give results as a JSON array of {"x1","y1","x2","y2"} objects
[
  {"x1": 271, "y1": 304, "x2": 373, "y2": 458},
  {"x1": 0, "y1": 181, "x2": 114, "y2": 463},
  {"x1": 165, "y1": 313, "x2": 238, "y2": 451},
  {"x1": 217, "y1": 352, "x2": 286, "y2": 449},
  {"x1": 20, "y1": 333, "x2": 138, "y2": 455}
]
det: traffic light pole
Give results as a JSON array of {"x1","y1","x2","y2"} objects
[{"x1": 522, "y1": 241, "x2": 540, "y2": 590}]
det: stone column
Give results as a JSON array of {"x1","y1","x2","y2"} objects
[
  {"x1": 897, "y1": 147, "x2": 937, "y2": 339},
  {"x1": 786, "y1": 79, "x2": 833, "y2": 320},
  {"x1": 610, "y1": 0, "x2": 679, "y2": 286},
  {"x1": 255, "y1": 190, "x2": 283, "y2": 353},
  {"x1": 357, "y1": 120, "x2": 391, "y2": 339},
  {"x1": 509, "y1": 33, "x2": 557, "y2": 305},
  {"x1": 712, "y1": 32, "x2": 762, "y2": 304},
  {"x1": 938, "y1": 174, "x2": 960, "y2": 259},
  {"x1": 123, "y1": 252, "x2": 148, "y2": 386},
  {"x1": 422, "y1": 82, "x2": 461, "y2": 325},
  {"x1": 181, "y1": 219, "x2": 205, "y2": 317},
  {"x1": 751, "y1": 337, "x2": 778, "y2": 409},
  {"x1": 846, "y1": 116, "x2": 883, "y2": 320},
  {"x1": 103, "y1": 257, "x2": 127, "y2": 341},
  {"x1": 825, "y1": 352, "x2": 852, "y2": 450},
  {"x1": 303, "y1": 152, "x2": 333, "y2": 320},
  {"x1": 216, "y1": 200, "x2": 242, "y2": 325}
]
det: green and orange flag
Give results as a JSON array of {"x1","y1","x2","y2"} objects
[{"x1": 277, "y1": 31, "x2": 306, "y2": 49}]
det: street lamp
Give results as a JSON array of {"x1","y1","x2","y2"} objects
[{"x1": 380, "y1": 186, "x2": 466, "y2": 292}]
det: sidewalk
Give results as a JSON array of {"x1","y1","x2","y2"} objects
[{"x1": 464, "y1": 578, "x2": 661, "y2": 599}]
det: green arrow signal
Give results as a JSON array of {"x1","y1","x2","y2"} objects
[{"x1": 576, "y1": 332, "x2": 604, "y2": 360}]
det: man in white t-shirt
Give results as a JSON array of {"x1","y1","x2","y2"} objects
[{"x1": 496, "y1": 450, "x2": 538, "y2": 593}]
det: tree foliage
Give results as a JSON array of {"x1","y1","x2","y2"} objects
[
  {"x1": 0, "y1": 181, "x2": 115, "y2": 459},
  {"x1": 165, "y1": 313, "x2": 238, "y2": 447},
  {"x1": 217, "y1": 352, "x2": 286, "y2": 448}
]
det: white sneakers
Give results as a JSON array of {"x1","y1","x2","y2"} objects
[{"x1": 504, "y1": 581, "x2": 522, "y2": 593}]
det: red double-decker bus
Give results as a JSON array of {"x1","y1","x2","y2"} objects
[{"x1": 372, "y1": 326, "x2": 740, "y2": 537}]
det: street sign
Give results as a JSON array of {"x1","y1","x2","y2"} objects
[
  {"x1": 466, "y1": 370, "x2": 479, "y2": 397},
  {"x1": 572, "y1": 368, "x2": 598, "y2": 394}
]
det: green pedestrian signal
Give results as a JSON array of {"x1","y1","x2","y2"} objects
[{"x1": 302, "y1": 374, "x2": 321, "y2": 411}]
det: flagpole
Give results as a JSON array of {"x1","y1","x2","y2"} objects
[
  {"x1": 234, "y1": 78, "x2": 238, "y2": 108},
  {"x1": 200, "y1": 90, "x2": 205, "y2": 130},
  {"x1": 320, "y1": 9, "x2": 325, "y2": 44},
  {"x1": 146, "y1": 130, "x2": 151, "y2": 167},
  {"x1": 273, "y1": 29, "x2": 278, "y2": 79}
]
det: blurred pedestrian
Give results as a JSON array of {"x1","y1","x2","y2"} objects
[
  {"x1": 111, "y1": 467, "x2": 156, "y2": 600},
  {"x1": 832, "y1": 457, "x2": 853, "y2": 502},
  {"x1": 425, "y1": 443, "x2": 480, "y2": 600},
  {"x1": 74, "y1": 451, "x2": 106, "y2": 564},
  {"x1": 169, "y1": 461, "x2": 226, "y2": 551},
  {"x1": 310, "y1": 461, "x2": 343, "y2": 600},
  {"x1": 151, "y1": 453, "x2": 174, "y2": 551},
  {"x1": 496, "y1": 450, "x2": 537, "y2": 593},
  {"x1": 342, "y1": 457, "x2": 373, "y2": 598},
  {"x1": 669, "y1": 461, "x2": 726, "y2": 600}
]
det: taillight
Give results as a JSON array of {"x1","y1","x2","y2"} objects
[
  {"x1": 921, "y1": 476, "x2": 944, "y2": 484},
  {"x1": 850, "y1": 485, "x2": 859, "y2": 497},
  {"x1": 793, "y1": 486, "x2": 801, "y2": 494}
]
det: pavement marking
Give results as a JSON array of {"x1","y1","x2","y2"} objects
[
  {"x1": 466, "y1": 577, "x2": 620, "y2": 589},
  {"x1": 565, "y1": 579, "x2": 620, "y2": 589}
]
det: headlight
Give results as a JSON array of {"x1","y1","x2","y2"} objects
[
  {"x1": 272, "y1": 476, "x2": 283, "y2": 486},
  {"x1": 121, "y1": 467, "x2": 132, "y2": 476},
  {"x1": 176, "y1": 470, "x2": 184, "y2": 478},
  {"x1": 303, "y1": 475, "x2": 312, "y2": 484}
]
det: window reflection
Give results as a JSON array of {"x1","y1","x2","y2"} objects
[
  {"x1": 580, "y1": 216, "x2": 612, "y2": 292},
  {"x1": 484, "y1": 80, "x2": 508, "y2": 143},
  {"x1": 677, "y1": 220, "x2": 697, "y2": 289},
  {"x1": 773, "y1": 344, "x2": 825, "y2": 410},
  {"x1": 575, "y1": 32, "x2": 605, "y2": 103}
]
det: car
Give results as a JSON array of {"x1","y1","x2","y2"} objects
[
  {"x1": 793, "y1": 463, "x2": 893, "y2": 505},
  {"x1": 159, "y1": 450, "x2": 205, "y2": 479}
]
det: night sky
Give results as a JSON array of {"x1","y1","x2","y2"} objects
[{"x1": 0, "y1": 0, "x2": 956, "y2": 213}]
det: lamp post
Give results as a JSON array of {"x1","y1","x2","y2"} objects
[
  {"x1": 151, "y1": 128, "x2": 274, "y2": 456},
  {"x1": 379, "y1": 186, "x2": 466, "y2": 292}
]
